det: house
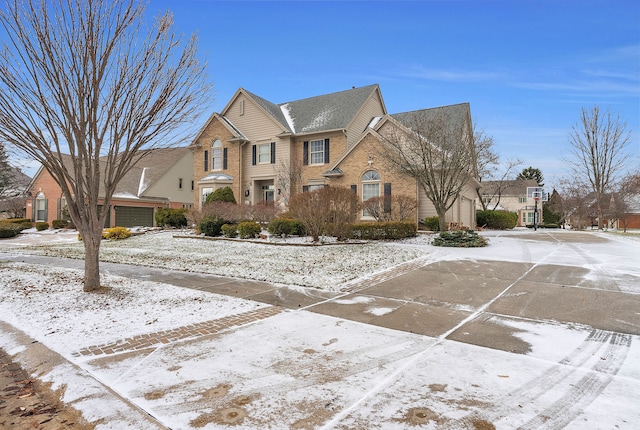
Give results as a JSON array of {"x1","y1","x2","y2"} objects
[
  {"x1": 621, "y1": 194, "x2": 640, "y2": 229},
  {"x1": 191, "y1": 84, "x2": 479, "y2": 228},
  {"x1": 0, "y1": 166, "x2": 31, "y2": 219},
  {"x1": 26, "y1": 147, "x2": 194, "y2": 228},
  {"x1": 477, "y1": 179, "x2": 543, "y2": 227}
]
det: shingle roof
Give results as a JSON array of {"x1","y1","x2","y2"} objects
[
  {"x1": 480, "y1": 179, "x2": 539, "y2": 196},
  {"x1": 284, "y1": 84, "x2": 379, "y2": 134},
  {"x1": 41, "y1": 148, "x2": 190, "y2": 198},
  {"x1": 390, "y1": 103, "x2": 470, "y2": 133},
  {"x1": 243, "y1": 84, "x2": 380, "y2": 135}
]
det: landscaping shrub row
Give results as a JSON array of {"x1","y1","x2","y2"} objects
[
  {"x1": 476, "y1": 210, "x2": 517, "y2": 230},
  {"x1": 350, "y1": 221, "x2": 417, "y2": 240},
  {"x1": 0, "y1": 222, "x2": 24, "y2": 238},
  {"x1": 155, "y1": 208, "x2": 188, "y2": 228}
]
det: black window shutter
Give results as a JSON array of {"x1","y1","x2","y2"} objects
[
  {"x1": 43, "y1": 199, "x2": 48, "y2": 221},
  {"x1": 324, "y1": 138, "x2": 330, "y2": 164},
  {"x1": 31, "y1": 199, "x2": 36, "y2": 221},
  {"x1": 270, "y1": 142, "x2": 276, "y2": 164},
  {"x1": 350, "y1": 184, "x2": 357, "y2": 194},
  {"x1": 223, "y1": 148, "x2": 228, "y2": 170},
  {"x1": 252, "y1": 145, "x2": 257, "y2": 165},
  {"x1": 302, "y1": 185, "x2": 309, "y2": 192},
  {"x1": 384, "y1": 183, "x2": 392, "y2": 213},
  {"x1": 303, "y1": 141, "x2": 309, "y2": 165},
  {"x1": 204, "y1": 150, "x2": 208, "y2": 171}
]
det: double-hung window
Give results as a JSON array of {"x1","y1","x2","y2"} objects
[
  {"x1": 258, "y1": 143, "x2": 271, "y2": 164},
  {"x1": 310, "y1": 140, "x2": 325, "y2": 164},
  {"x1": 212, "y1": 139, "x2": 222, "y2": 170}
]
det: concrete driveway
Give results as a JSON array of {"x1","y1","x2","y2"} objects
[{"x1": 1, "y1": 229, "x2": 639, "y2": 429}]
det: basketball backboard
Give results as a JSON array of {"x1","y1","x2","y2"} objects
[{"x1": 526, "y1": 187, "x2": 548, "y2": 201}]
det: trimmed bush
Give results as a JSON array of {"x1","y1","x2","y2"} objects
[
  {"x1": 155, "y1": 208, "x2": 188, "y2": 228},
  {"x1": 198, "y1": 216, "x2": 226, "y2": 237},
  {"x1": 0, "y1": 222, "x2": 23, "y2": 238},
  {"x1": 52, "y1": 219, "x2": 69, "y2": 229},
  {"x1": 102, "y1": 226, "x2": 132, "y2": 240},
  {"x1": 476, "y1": 210, "x2": 517, "y2": 230},
  {"x1": 433, "y1": 230, "x2": 488, "y2": 247},
  {"x1": 205, "y1": 186, "x2": 236, "y2": 204},
  {"x1": 351, "y1": 221, "x2": 417, "y2": 240},
  {"x1": 221, "y1": 223, "x2": 238, "y2": 238},
  {"x1": 268, "y1": 218, "x2": 306, "y2": 237},
  {"x1": 237, "y1": 221, "x2": 261, "y2": 239},
  {"x1": 35, "y1": 222, "x2": 49, "y2": 231},
  {"x1": 5, "y1": 218, "x2": 30, "y2": 224},
  {"x1": 423, "y1": 216, "x2": 440, "y2": 231}
]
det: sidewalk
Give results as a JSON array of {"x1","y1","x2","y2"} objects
[{"x1": 1, "y1": 230, "x2": 639, "y2": 429}]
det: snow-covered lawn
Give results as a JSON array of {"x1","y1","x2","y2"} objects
[
  {"x1": 1, "y1": 228, "x2": 639, "y2": 429},
  {"x1": 2, "y1": 229, "x2": 429, "y2": 290}
]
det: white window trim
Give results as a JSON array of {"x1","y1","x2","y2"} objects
[
  {"x1": 212, "y1": 139, "x2": 223, "y2": 171},
  {"x1": 310, "y1": 139, "x2": 325, "y2": 165},
  {"x1": 257, "y1": 143, "x2": 271, "y2": 164}
]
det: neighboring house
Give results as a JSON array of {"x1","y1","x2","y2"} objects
[
  {"x1": 0, "y1": 166, "x2": 31, "y2": 219},
  {"x1": 25, "y1": 147, "x2": 194, "y2": 228},
  {"x1": 477, "y1": 179, "x2": 542, "y2": 227},
  {"x1": 191, "y1": 84, "x2": 479, "y2": 228},
  {"x1": 621, "y1": 194, "x2": 640, "y2": 229}
]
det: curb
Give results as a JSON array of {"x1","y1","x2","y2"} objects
[{"x1": 0, "y1": 320, "x2": 168, "y2": 430}]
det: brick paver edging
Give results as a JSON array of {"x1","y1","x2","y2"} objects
[
  {"x1": 71, "y1": 306, "x2": 284, "y2": 358},
  {"x1": 340, "y1": 256, "x2": 433, "y2": 293}
]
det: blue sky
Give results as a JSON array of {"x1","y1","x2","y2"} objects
[
  {"x1": 10, "y1": 0, "x2": 640, "y2": 188},
  {"x1": 147, "y1": 0, "x2": 639, "y2": 188}
]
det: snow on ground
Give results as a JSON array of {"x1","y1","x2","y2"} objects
[
  {"x1": 1, "y1": 229, "x2": 428, "y2": 290},
  {"x1": 0, "y1": 262, "x2": 267, "y2": 353},
  {"x1": 0, "y1": 227, "x2": 639, "y2": 429}
]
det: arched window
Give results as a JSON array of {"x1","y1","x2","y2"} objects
[
  {"x1": 361, "y1": 170, "x2": 380, "y2": 216},
  {"x1": 211, "y1": 139, "x2": 222, "y2": 170}
]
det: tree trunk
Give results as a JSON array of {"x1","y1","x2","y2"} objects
[
  {"x1": 436, "y1": 206, "x2": 448, "y2": 232},
  {"x1": 82, "y1": 228, "x2": 102, "y2": 292}
]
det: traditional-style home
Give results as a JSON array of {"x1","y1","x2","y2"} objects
[
  {"x1": 477, "y1": 179, "x2": 542, "y2": 227},
  {"x1": 191, "y1": 84, "x2": 480, "y2": 228},
  {"x1": 26, "y1": 147, "x2": 193, "y2": 228}
]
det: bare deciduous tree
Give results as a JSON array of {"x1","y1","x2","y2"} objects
[
  {"x1": 567, "y1": 106, "x2": 631, "y2": 229},
  {"x1": 362, "y1": 194, "x2": 417, "y2": 222},
  {"x1": 0, "y1": 0, "x2": 212, "y2": 291},
  {"x1": 476, "y1": 157, "x2": 522, "y2": 211},
  {"x1": 615, "y1": 170, "x2": 640, "y2": 232},
  {"x1": 275, "y1": 158, "x2": 304, "y2": 207},
  {"x1": 378, "y1": 106, "x2": 477, "y2": 232}
]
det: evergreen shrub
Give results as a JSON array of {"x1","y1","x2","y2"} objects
[
  {"x1": 155, "y1": 208, "x2": 188, "y2": 228},
  {"x1": 433, "y1": 230, "x2": 488, "y2": 247},
  {"x1": 198, "y1": 216, "x2": 226, "y2": 237},
  {"x1": 476, "y1": 210, "x2": 517, "y2": 229},
  {"x1": 237, "y1": 221, "x2": 261, "y2": 239},
  {"x1": 221, "y1": 223, "x2": 238, "y2": 238},
  {"x1": 102, "y1": 226, "x2": 131, "y2": 240},
  {"x1": 351, "y1": 221, "x2": 417, "y2": 240},
  {"x1": 267, "y1": 218, "x2": 306, "y2": 237}
]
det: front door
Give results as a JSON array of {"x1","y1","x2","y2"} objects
[{"x1": 263, "y1": 185, "x2": 275, "y2": 203}]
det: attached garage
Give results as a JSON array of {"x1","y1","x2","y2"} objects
[{"x1": 114, "y1": 206, "x2": 154, "y2": 228}]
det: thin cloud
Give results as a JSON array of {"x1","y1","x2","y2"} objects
[{"x1": 399, "y1": 65, "x2": 503, "y2": 82}]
